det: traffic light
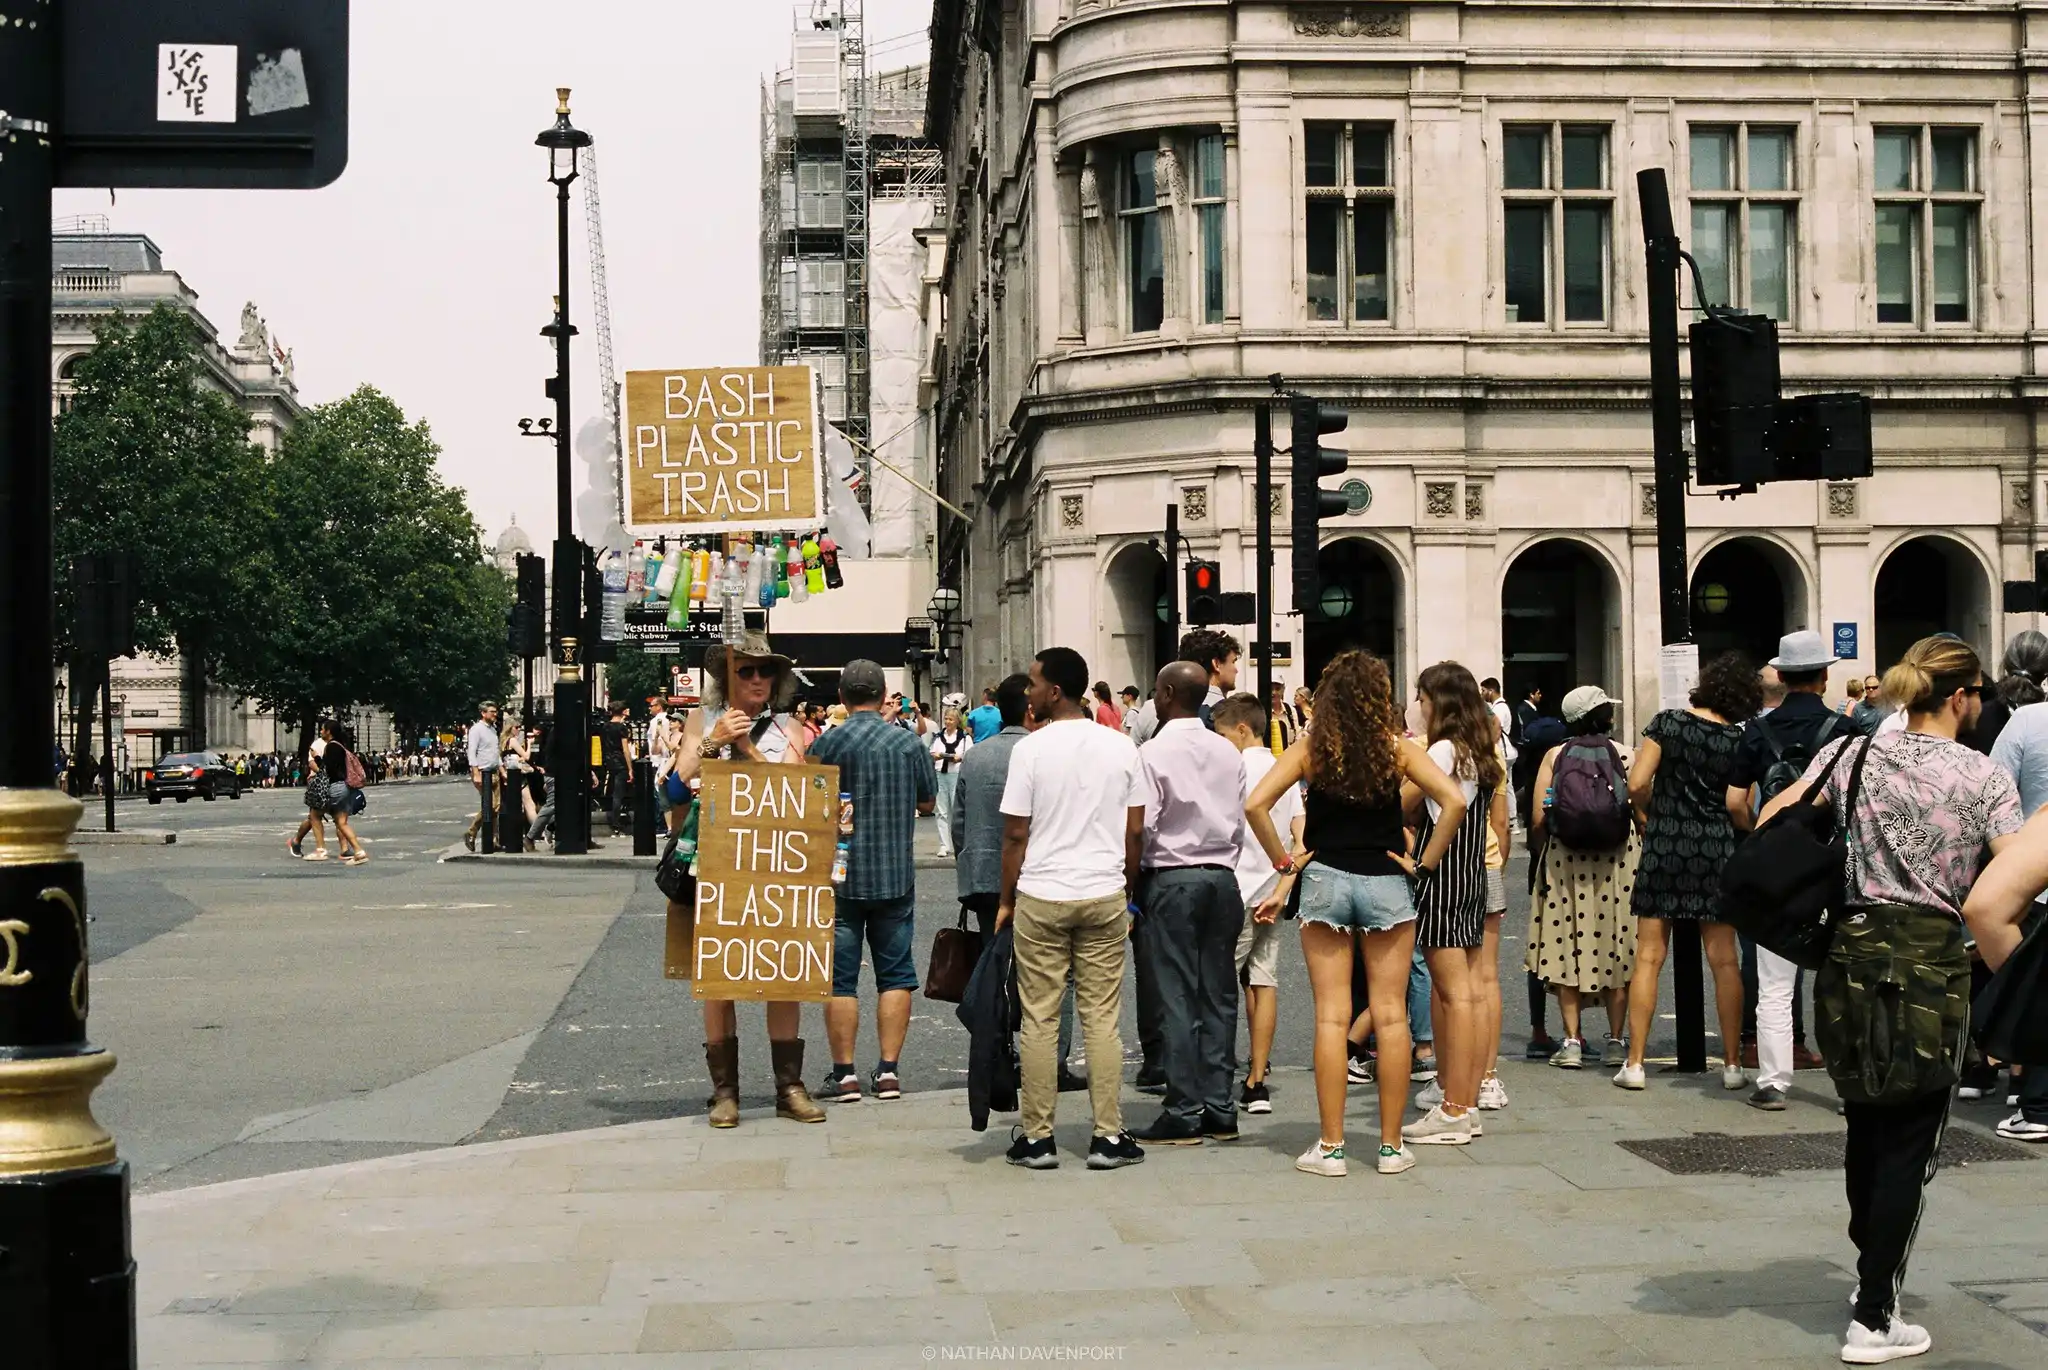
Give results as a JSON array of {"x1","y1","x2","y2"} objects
[
  {"x1": 1691, "y1": 314, "x2": 1873, "y2": 485},
  {"x1": 1690, "y1": 313, "x2": 1779, "y2": 486},
  {"x1": 72, "y1": 551, "x2": 136, "y2": 660},
  {"x1": 1186, "y1": 560, "x2": 1221, "y2": 622},
  {"x1": 1290, "y1": 396, "x2": 1350, "y2": 607},
  {"x1": 509, "y1": 552, "x2": 546, "y2": 659}
]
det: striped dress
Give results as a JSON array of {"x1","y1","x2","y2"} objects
[{"x1": 1413, "y1": 739, "x2": 1491, "y2": 950}]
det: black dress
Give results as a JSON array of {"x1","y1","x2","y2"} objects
[{"x1": 1630, "y1": 709, "x2": 1743, "y2": 922}]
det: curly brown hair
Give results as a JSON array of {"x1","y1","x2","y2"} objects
[
  {"x1": 1688, "y1": 650, "x2": 1763, "y2": 721},
  {"x1": 1417, "y1": 661, "x2": 1506, "y2": 791},
  {"x1": 1306, "y1": 649, "x2": 1403, "y2": 803}
]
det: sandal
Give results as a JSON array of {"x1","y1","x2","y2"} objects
[{"x1": 304, "y1": 849, "x2": 330, "y2": 862}]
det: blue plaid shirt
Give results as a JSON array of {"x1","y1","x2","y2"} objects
[{"x1": 807, "y1": 711, "x2": 938, "y2": 901}]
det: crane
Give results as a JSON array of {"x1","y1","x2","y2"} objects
[{"x1": 580, "y1": 139, "x2": 622, "y2": 527}]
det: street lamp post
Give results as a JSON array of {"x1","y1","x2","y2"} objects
[{"x1": 537, "y1": 90, "x2": 593, "y2": 856}]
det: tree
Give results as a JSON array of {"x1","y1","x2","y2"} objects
[
  {"x1": 53, "y1": 306, "x2": 269, "y2": 784},
  {"x1": 604, "y1": 644, "x2": 674, "y2": 720},
  {"x1": 219, "y1": 387, "x2": 512, "y2": 755}
]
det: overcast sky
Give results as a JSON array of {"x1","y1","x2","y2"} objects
[{"x1": 56, "y1": 0, "x2": 937, "y2": 548}]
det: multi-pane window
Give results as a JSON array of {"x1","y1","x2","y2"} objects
[
  {"x1": 796, "y1": 157, "x2": 844, "y2": 229},
  {"x1": 796, "y1": 258, "x2": 845, "y2": 328},
  {"x1": 808, "y1": 352, "x2": 848, "y2": 421},
  {"x1": 1874, "y1": 126, "x2": 1980, "y2": 325},
  {"x1": 1122, "y1": 148, "x2": 1166, "y2": 333},
  {"x1": 1303, "y1": 121, "x2": 1392, "y2": 323},
  {"x1": 1194, "y1": 135, "x2": 1227, "y2": 324},
  {"x1": 1502, "y1": 124, "x2": 1612, "y2": 325},
  {"x1": 1688, "y1": 125, "x2": 1796, "y2": 322}
]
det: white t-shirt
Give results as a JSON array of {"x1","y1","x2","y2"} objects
[
  {"x1": 1236, "y1": 745, "x2": 1303, "y2": 905},
  {"x1": 1489, "y1": 699, "x2": 1517, "y2": 765},
  {"x1": 1425, "y1": 739, "x2": 1482, "y2": 821},
  {"x1": 1000, "y1": 717, "x2": 1147, "y2": 902}
]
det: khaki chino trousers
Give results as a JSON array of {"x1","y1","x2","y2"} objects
[{"x1": 1014, "y1": 890, "x2": 1128, "y2": 1140}]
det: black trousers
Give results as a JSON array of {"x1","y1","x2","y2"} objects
[
  {"x1": 1135, "y1": 919, "x2": 1164, "y2": 1076},
  {"x1": 603, "y1": 763, "x2": 630, "y2": 834},
  {"x1": 1136, "y1": 868, "x2": 1243, "y2": 1126},
  {"x1": 1844, "y1": 1088, "x2": 1951, "y2": 1330}
]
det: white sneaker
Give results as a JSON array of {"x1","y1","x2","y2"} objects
[
  {"x1": 1346, "y1": 1056, "x2": 1374, "y2": 1085},
  {"x1": 1376, "y1": 1143, "x2": 1417, "y2": 1175},
  {"x1": 1722, "y1": 1063, "x2": 1750, "y2": 1091},
  {"x1": 1477, "y1": 1075, "x2": 1508, "y2": 1110},
  {"x1": 1996, "y1": 1111, "x2": 2048, "y2": 1142},
  {"x1": 1840, "y1": 1316, "x2": 1931, "y2": 1364},
  {"x1": 1613, "y1": 1063, "x2": 1646, "y2": 1091},
  {"x1": 1295, "y1": 1139, "x2": 1347, "y2": 1178},
  {"x1": 1401, "y1": 1104, "x2": 1473, "y2": 1146},
  {"x1": 1416, "y1": 1079, "x2": 1444, "y2": 1109}
]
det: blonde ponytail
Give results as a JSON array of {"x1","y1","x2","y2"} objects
[{"x1": 1880, "y1": 635, "x2": 1982, "y2": 715}]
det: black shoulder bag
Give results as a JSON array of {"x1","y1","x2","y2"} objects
[{"x1": 1717, "y1": 733, "x2": 1873, "y2": 971}]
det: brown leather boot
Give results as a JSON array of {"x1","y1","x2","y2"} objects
[
  {"x1": 773, "y1": 1038, "x2": 826, "y2": 1124},
  {"x1": 705, "y1": 1038, "x2": 740, "y2": 1128}
]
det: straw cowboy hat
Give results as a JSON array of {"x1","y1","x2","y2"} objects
[{"x1": 702, "y1": 632, "x2": 799, "y2": 712}]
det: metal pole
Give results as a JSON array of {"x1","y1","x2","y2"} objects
[
  {"x1": 0, "y1": 4, "x2": 138, "y2": 1360},
  {"x1": 101, "y1": 669, "x2": 114, "y2": 835},
  {"x1": 1639, "y1": 167, "x2": 1706, "y2": 1075},
  {"x1": 549, "y1": 141, "x2": 590, "y2": 856},
  {"x1": 633, "y1": 757, "x2": 657, "y2": 856},
  {"x1": 1255, "y1": 404, "x2": 1275, "y2": 703},
  {"x1": 1164, "y1": 502, "x2": 1180, "y2": 662}
]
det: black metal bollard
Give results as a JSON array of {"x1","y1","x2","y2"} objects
[
  {"x1": 497, "y1": 766, "x2": 524, "y2": 853},
  {"x1": 633, "y1": 758, "x2": 657, "y2": 856},
  {"x1": 478, "y1": 770, "x2": 497, "y2": 856}
]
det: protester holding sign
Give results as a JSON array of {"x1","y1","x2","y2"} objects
[{"x1": 665, "y1": 632, "x2": 825, "y2": 1128}]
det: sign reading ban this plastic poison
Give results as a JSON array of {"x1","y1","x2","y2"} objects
[{"x1": 688, "y1": 761, "x2": 838, "y2": 1002}]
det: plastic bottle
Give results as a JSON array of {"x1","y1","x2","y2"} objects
[
  {"x1": 757, "y1": 535, "x2": 778, "y2": 608},
  {"x1": 641, "y1": 541, "x2": 667, "y2": 604},
  {"x1": 819, "y1": 534, "x2": 844, "y2": 590},
  {"x1": 602, "y1": 551, "x2": 629, "y2": 643},
  {"x1": 653, "y1": 539, "x2": 684, "y2": 601},
  {"x1": 670, "y1": 539, "x2": 695, "y2": 610},
  {"x1": 772, "y1": 534, "x2": 792, "y2": 601},
  {"x1": 802, "y1": 535, "x2": 825, "y2": 595},
  {"x1": 691, "y1": 545, "x2": 713, "y2": 600},
  {"x1": 626, "y1": 544, "x2": 647, "y2": 602},
  {"x1": 740, "y1": 537, "x2": 762, "y2": 604},
  {"x1": 785, "y1": 538, "x2": 809, "y2": 603},
  {"x1": 830, "y1": 838, "x2": 850, "y2": 886}
]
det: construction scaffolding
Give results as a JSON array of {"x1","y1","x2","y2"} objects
[{"x1": 759, "y1": 1, "x2": 941, "y2": 522}]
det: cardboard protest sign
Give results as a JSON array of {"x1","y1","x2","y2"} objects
[
  {"x1": 623, "y1": 365, "x2": 824, "y2": 534},
  {"x1": 685, "y1": 760, "x2": 839, "y2": 1001}
]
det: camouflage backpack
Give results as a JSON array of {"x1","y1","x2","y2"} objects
[{"x1": 1815, "y1": 904, "x2": 1971, "y2": 1105}]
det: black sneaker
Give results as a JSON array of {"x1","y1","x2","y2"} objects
[
  {"x1": 1005, "y1": 1130, "x2": 1058, "y2": 1169},
  {"x1": 1132, "y1": 1115, "x2": 1206, "y2": 1146},
  {"x1": 1956, "y1": 1060, "x2": 2000, "y2": 1101},
  {"x1": 1134, "y1": 1067, "x2": 1167, "y2": 1096},
  {"x1": 1241, "y1": 1080, "x2": 1272, "y2": 1115},
  {"x1": 1524, "y1": 1034, "x2": 1559, "y2": 1061},
  {"x1": 1057, "y1": 1068, "x2": 1088, "y2": 1093},
  {"x1": 1086, "y1": 1132, "x2": 1145, "y2": 1170},
  {"x1": 1747, "y1": 1085, "x2": 1789, "y2": 1112},
  {"x1": 1411, "y1": 1051, "x2": 1440, "y2": 1084},
  {"x1": 1202, "y1": 1111, "x2": 1240, "y2": 1142}
]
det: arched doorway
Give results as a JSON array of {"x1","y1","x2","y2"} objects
[
  {"x1": 1305, "y1": 537, "x2": 1401, "y2": 688},
  {"x1": 1691, "y1": 537, "x2": 1806, "y2": 665},
  {"x1": 1501, "y1": 539, "x2": 1620, "y2": 712},
  {"x1": 1103, "y1": 544, "x2": 1171, "y2": 692},
  {"x1": 1874, "y1": 536, "x2": 1992, "y2": 671}
]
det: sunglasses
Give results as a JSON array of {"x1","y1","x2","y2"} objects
[{"x1": 733, "y1": 664, "x2": 779, "y2": 681}]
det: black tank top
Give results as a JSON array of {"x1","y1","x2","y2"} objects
[{"x1": 1302, "y1": 778, "x2": 1405, "y2": 878}]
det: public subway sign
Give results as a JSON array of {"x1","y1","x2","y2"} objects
[
  {"x1": 688, "y1": 760, "x2": 839, "y2": 1002},
  {"x1": 622, "y1": 365, "x2": 824, "y2": 535}
]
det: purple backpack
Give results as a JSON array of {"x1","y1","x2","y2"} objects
[{"x1": 1548, "y1": 737, "x2": 1630, "y2": 851}]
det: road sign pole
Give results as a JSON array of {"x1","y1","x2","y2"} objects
[
  {"x1": 1640, "y1": 167, "x2": 1708, "y2": 1076},
  {"x1": 0, "y1": 4, "x2": 138, "y2": 1363},
  {"x1": 1164, "y1": 502, "x2": 1180, "y2": 663}
]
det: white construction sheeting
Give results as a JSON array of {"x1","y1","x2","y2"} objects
[{"x1": 866, "y1": 196, "x2": 934, "y2": 559}]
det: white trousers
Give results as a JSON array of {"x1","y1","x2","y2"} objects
[{"x1": 1755, "y1": 946, "x2": 1799, "y2": 1091}]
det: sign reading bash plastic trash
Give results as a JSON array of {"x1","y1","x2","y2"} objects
[
  {"x1": 688, "y1": 760, "x2": 838, "y2": 1002},
  {"x1": 623, "y1": 365, "x2": 823, "y2": 535}
]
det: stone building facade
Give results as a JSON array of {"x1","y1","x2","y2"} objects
[{"x1": 926, "y1": 0, "x2": 2048, "y2": 723}]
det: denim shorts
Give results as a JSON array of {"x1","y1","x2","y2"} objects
[
  {"x1": 1295, "y1": 865, "x2": 1417, "y2": 934},
  {"x1": 833, "y1": 895, "x2": 918, "y2": 997}
]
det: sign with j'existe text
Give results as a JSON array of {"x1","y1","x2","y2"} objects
[
  {"x1": 688, "y1": 761, "x2": 839, "y2": 1002},
  {"x1": 623, "y1": 365, "x2": 824, "y2": 535}
]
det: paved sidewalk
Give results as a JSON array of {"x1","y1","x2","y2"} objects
[{"x1": 134, "y1": 1058, "x2": 2045, "y2": 1368}]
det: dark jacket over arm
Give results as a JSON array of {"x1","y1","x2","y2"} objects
[{"x1": 956, "y1": 926, "x2": 1019, "y2": 1131}]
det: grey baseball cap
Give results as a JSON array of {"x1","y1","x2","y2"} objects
[{"x1": 840, "y1": 659, "x2": 887, "y2": 704}]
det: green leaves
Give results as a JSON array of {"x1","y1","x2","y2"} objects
[{"x1": 55, "y1": 307, "x2": 512, "y2": 735}]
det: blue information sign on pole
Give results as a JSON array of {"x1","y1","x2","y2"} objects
[{"x1": 1833, "y1": 622, "x2": 1859, "y2": 661}]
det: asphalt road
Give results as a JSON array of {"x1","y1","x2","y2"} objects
[{"x1": 84, "y1": 777, "x2": 1714, "y2": 1193}]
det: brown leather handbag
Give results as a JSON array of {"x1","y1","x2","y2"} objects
[{"x1": 923, "y1": 906, "x2": 984, "y2": 1003}]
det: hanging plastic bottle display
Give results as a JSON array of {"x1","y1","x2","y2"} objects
[
  {"x1": 641, "y1": 541, "x2": 667, "y2": 604},
  {"x1": 802, "y1": 534, "x2": 825, "y2": 595},
  {"x1": 653, "y1": 540, "x2": 684, "y2": 601},
  {"x1": 626, "y1": 544, "x2": 648, "y2": 602},
  {"x1": 819, "y1": 534, "x2": 844, "y2": 590},
  {"x1": 785, "y1": 537, "x2": 809, "y2": 603}
]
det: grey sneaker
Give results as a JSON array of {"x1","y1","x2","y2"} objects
[
  {"x1": 1416, "y1": 1079, "x2": 1444, "y2": 1108},
  {"x1": 1602, "y1": 1036, "x2": 1627, "y2": 1067},
  {"x1": 1549, "y1": 1037, "x2": 1584, "y2": 1069},
  {"x1": 1400, "y1": 1104, "x2": 1473, "y2": 1146},
  {"x1": 1748, "y1": 1085, "x2": 1789, "y2": 1112}
]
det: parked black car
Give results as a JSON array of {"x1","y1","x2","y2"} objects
[{"x1": 146, "y1": 752, "x2": 241, "y2": 803}]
